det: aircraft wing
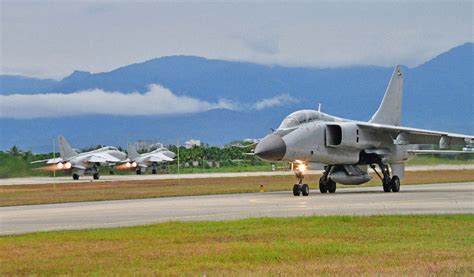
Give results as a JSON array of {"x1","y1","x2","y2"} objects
[
  {"x1": 147, "y1": 152, "x2": 174, "y2": 162},
  {"x1": 86, "y1": 153, "x2": 121, "y2": 163},
  {"x1": 232, "y1": 142, "x2": 259, "y2": 150},
  {"x1": 357, "y1": 122, "x2": 474, "y2": 146},
  {"x1": 31, "y1": 157, "x2": 64, "y2": 164}
]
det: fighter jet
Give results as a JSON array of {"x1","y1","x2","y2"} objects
[
  {"x1": 253, "y1": 65, "x2": 473, "y2": 196},
  {"x1": 32, "y1": 135, "x2": 127, "y2": 180},
  {"x1": 121, "y1": 144, "x2": 175, "y2": 174}
]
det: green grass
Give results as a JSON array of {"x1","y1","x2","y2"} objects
[
  {"x1": 406, "y1": 155, "x2": 474, "y2": 166},
  {"x1": 1, "y1": 215, "x2": 472, "y2": 275}
]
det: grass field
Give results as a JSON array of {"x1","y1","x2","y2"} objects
[
  {"x1": 0, "y1": 215, "x2": 472, "y2": 275},
  {"x1": 1, "y1": 170, "x2": 473, "y2": 207}
]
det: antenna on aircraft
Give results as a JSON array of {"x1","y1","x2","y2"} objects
[{"x1": 318, "y1": 103, "x2": 322, "y2": 112}]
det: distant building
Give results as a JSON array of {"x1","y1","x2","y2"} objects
[{"x1": 184, "y1": 139, "x2": 201, "y2": 149}]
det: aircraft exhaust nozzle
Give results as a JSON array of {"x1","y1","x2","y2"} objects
[{"x1": 254, "y1": 134, "x2": 286, "y2": 161}]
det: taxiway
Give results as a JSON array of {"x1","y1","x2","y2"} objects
[
  {"x1": 1, "y1": 164, "x2": 473, "y2": 186},
  {"x1": 1, "y1": 182, "x2": 472, "y2": 235}
]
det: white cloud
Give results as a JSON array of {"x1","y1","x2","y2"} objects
[
  {"x1": 1, "y1": 2, "x2": 472, "y2": 78},
  {"x1": 253, "y1": 94, "x2": 298, "y2": 111},
  {"x1": 0, "y1": 84, "x2": 237, "y2": 119}
]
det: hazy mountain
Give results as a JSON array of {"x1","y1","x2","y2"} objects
[{"x1": 0, "y1": 43, "x2": 472, "y2": 152}]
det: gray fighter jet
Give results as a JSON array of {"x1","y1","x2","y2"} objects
[
  {"x1": 32, "y1": 135, "x2": 127, "y2": 180},
  {"x1": 254, "y1": 66, "x2": 473, "y2": 196},
  {"x1": 122, "y1": 144, "x2": 175, "y2": 174}
]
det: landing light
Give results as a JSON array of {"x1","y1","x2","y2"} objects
[
  {"x1": 56, "y1": 163, "x2": 64, "y2": 169},
  {"x1": 131, "y1": 162, "x2": 137, "y2": 168},
  {"x1": 297, "y1": 164, "x2": 307, "y2": 172},
  {"x1": 64, "y1": 162, "x2": 72, "y2": 169},
  {"x1": 125, "y1": 162, "x2": 131, "y2": 168}
]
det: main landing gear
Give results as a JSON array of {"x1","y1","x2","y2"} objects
[
  {"x1": 370, "y1": 163, "x2": 400, "y2": 192},
  {"x1": 319, "y1": 165, "x2": 336, "y2": 193},
  {"x1": 109, "y1": 165, "x2": 115, "y2": 175},
  {"x1": 292, "y1": 169, "x2": 310, "y2": 196}
]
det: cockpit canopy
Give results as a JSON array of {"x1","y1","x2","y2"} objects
[
  {"x1": 103, "y1": 146, "x2": 118, "y2": 151},
  {"x1": 278, "y1": 110, "x2": 322, "y2": 129}
]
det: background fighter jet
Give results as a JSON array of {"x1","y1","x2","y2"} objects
[
  {"x1": 32, "y1": 135, "x2": 126, "y2": 180},
  {"x1": 121, "y1": 144, "x2": 175, "y2": 175},
  {"x1": 254, "y1": 66, "x2": 473, "y2": 196}
]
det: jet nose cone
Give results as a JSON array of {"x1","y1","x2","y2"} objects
[{"x1": 254, "y1": 134, "x2": 286, "y2": 161}]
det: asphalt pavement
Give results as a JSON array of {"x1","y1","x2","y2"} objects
[{"x1": 1, "y1": 182, "x2": 472, "y2": 235}]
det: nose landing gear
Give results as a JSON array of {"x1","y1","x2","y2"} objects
[{"x1": 292, "y1": 166, "x2": 309, "y2": 196}]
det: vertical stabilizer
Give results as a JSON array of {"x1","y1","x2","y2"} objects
[
  {"x1": 369, "y1": 65, "x2": 404, "y2": 126},
  {"x1": 58, "y1": 135, "x2": 78, "y2": 159},
  {"x1": 127, "y1": 144, "x2": 140, "y2": 160}
]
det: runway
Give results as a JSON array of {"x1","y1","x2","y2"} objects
[
  {"x1": 1, "y1": 182, "x2": 472, "y2": 235},
  {"x1": 2, "y1": 164, "x2": 474, "y2": 186}
]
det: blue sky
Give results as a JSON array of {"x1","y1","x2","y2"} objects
[{"x1": 1, "y1": 1, "x2": 472, "y2": 79}]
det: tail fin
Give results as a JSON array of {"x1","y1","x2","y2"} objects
[
  {"x1": 58, "y1": 135, "x2": 78, "y2": 159},
  {"x1": 369, "y1": 65, "x2": 404, "y2": 126},
  {"x1": 127, "y1": 144, "x2": 140, "y2": 160}
]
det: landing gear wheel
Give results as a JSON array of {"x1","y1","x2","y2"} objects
[
  {"x1": 136, "y1": 169, "x2": 142, "y2": 175},
  {"x1": 109, "y1": 170, "x2": 115, "y2": 175},
  {"x1": 293, "y1": 184, "x2": 301, "y2": 196},
  {"x1": 319, "y1": 177, "x2": 328, "y2": 193},
  {"x1": 152, "y1": 169, "x2": 157, "y2": 174},
  {"x1": 301, "y1": 184, "x2": 310, "y2": 196},
  {"x1": 327, "y1": 180, "x2": 336, "y2": 193},
  {"x1": 371, "y1": 163, "x2": 395, "y2": 193},
  {"x1": 72, "y1": 174, "x2": 79, "y2": 180},
  {"x1": 383, "y1": 182, "x2": 391, "y2": 192},
  {"x1": 390, "y1": 176, "x2": 400, "y2": 192},
  {"x1": 93, "y1": 173, "x2": 100, "y2": 180}
]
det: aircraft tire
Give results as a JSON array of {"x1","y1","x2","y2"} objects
[
  {"x1": 93, "y1": 173, "x2": 100, "y2": 180},
  {"x1": 390, "y1": 176, "x2": 400, "y2": 192},
  {"x1": 136, "y1": 169, "x2": 142, "y2": 175},
  {"x1": 319, "y1": 177, "x2": 328, "y2": 193},
  {"x1": 72, "y1": 174, "x2": 80, "y2": 180},
  {"x1": 327, "y1": 180, "x2": 336, "y2": 193},
  {"x1": 293, "y1": 184, "x2": 301, "y2": 196},
  {"x1": 383, "y1": 182, "x2": 391, "y2": 192},
  {"x1": 152, "y1": 169, "x2": 158, "y2": 174},
  {"x1": 301, "y1": 184, "x2": 310, "y2": 196},
  {"x1": 109, "y1": 170, "x2": 115, "y2": 175}
]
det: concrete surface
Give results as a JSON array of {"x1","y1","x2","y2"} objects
[
  {"x1": 1, "y1": 164, "x2": 473, "y2": 186},
  {"x1": 1, "y1": 182, "x2": 472, "y2": 235}
]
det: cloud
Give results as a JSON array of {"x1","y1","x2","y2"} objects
[
  {"x1": 0, "y1": 84, "x2": 237, "y2": 119},
  {"x1": 253, "y1": 94, "x2": 298, "y2": 110},
  {"x1": 2, "y1": 2, "x2": 472, "y2": 78}
]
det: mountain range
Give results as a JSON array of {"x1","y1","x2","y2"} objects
[{"x1": 1, "y1": 43, "x2": 472, "y2": 152}]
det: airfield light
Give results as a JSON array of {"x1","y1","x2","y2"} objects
[
  {"x1": 64, "y1": 162, "x2": 72, "y2": 169},
  {"x1": 56, "y1": 163, "x2": 64, "y2": 169},
  {"x1": 297, "y1": 164, "x2": 306, "y2": 172}
]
